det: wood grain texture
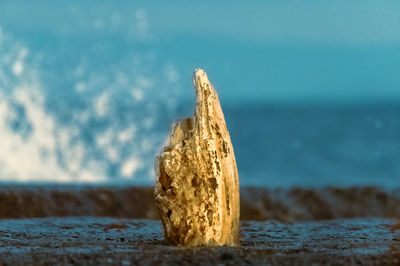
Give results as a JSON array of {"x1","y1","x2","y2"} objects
[{"x1": 154, "y1": 69, "x2": 240, "y2": 246}]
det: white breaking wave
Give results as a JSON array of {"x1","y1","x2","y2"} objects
[{"x1": 0, "y1": 24, "x2": 182, "y2": 184}]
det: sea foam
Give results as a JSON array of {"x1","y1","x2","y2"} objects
[{"x1": 0, "y1": 28, "x2": 182, "y2": 184}]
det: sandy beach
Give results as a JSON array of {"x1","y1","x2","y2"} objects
[
  {"x1": 0, "y1": 217, "x2": 399, "y2": 265},
  {"x1": 0, "y1": 0, "x2": 398, "y2": 264},
  {"x1": 1, "y1": 185, "x2": 399, "y2": 221},
  {"x1": 0, "y1": 186, "x2": 399, "y2": 265}
]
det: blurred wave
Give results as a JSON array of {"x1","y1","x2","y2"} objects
[
  {"x1": 0, "y1": 3, "x2": 398, "y2": 187},
  {"x1": 0, "y1": 23, "x2": 183, "y2": 184}
]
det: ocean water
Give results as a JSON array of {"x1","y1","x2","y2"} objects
[
  {"x1": 226, "y1": 105, "x2": 400, "y2": 187},
  {"x1": 0, "y1": 26, "x2": 183, "y2": 184},
  {"x1": 0, "y1": 3, "x2": 399, "y2": 188}
]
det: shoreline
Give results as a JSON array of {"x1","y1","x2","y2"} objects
[
  {"x1": 0, "y1": 185, "x2": 398, "y2": 222},
  {"x1": 0, "y1": 185, "x2": 399, "y2": 265}
]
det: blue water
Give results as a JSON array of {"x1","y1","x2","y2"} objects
[
  {"x1": 226, "y1": 105, "x2": 400, "y2": 187},
  {"x1": 0, "y1": 26, "x2": 182, "y2": 184},
  {"x1": 0, "y1": 2, "x2": 399, "y2": 187}
]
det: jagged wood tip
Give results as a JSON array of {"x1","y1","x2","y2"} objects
[{"x1": 154, "y1": 68, "x2": 240, "y2": 246}]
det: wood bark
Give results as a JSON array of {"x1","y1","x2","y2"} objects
[{"x1": 154, "y1": 69, "x2": 240, "y2": 246}]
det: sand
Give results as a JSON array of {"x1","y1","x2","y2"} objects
[
  {"x1": 1, "y1": 185, "x2": 399, "y2": 222},
  {"x1": 0, "y1": 217, "x2": 399, "y2": 265},
  {"x1": 0, "y1": 185, "x2": 399, "y2": 265}
]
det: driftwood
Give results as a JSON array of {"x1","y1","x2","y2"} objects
[{"x1": 154, "y1": 69, "x2": 240, "y2": 246}]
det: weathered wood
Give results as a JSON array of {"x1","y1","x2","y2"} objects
[{"x1": 154, "y1": 69, "x2": 240, "y2": 246}]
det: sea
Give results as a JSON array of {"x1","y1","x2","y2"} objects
[
  {"x1": 0, "y1": 3, "x2": 399, "y2": 189},
  {"x1": 0, "y1": 5, "x2": 399, "y2": 263}
]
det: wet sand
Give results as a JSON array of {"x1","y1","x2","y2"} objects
[
  {"x1": 0, "y1": 185, "x2": 399, "y2": 222},
  {"x1": 0, "y1": 185, "x2": 399, "y2": 265},
  {"x1": 0, "y1": 217, "x2": 399, "y2": 265}
]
